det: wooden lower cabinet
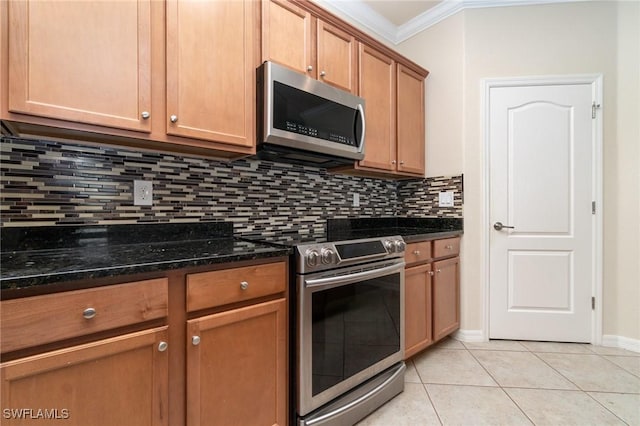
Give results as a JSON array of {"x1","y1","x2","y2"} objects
[
  {"x1": 0, "y1": 326, "x2": 169, "y2": 426},
  {"x1": 403, "y1": 237, "x2": 461, "y2": 359},
  {"x1": 186, "y1": 298, "x2": 287, "y2": 426},
  {"x1": 432, "y1": 257, "x2": 460, "y2": 342},
  {"x1": 404, "y1": 264, "x2": 433, "y2": 359}
]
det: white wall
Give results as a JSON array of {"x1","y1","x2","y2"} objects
[
  {"x1": 397, "y1": 1, "x2": 640, "y2": 342},
  {"x1": 396, "y1": 13, "x2": 464, "y2": 178}
]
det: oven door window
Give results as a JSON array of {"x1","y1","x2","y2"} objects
[{"x1": 311, "y1": 273, "x2": 401, "y2": 397}]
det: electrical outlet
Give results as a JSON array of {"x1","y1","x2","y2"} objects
[
  {"x1": 134, "y1": 180, "x2": 153, "y2": 206},
  {"x1": 353, "y1": 193, "x2": 360, "y2": 207},
  {"x1": 438, "y1": 191, "x2": 454, "y2": 207}
]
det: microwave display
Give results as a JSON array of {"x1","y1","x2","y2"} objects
[{"x1": 273, "y1": 82, "x2": 358, "y2": 147}]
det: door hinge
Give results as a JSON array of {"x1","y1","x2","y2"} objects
[
  {"x1": 592, "y1": 201, "x2": 596, "y2": 214},
  {"x1": 592, "y1": 297, "x2": 595, "y2": 310},
  {"x1": 592, "y1": 101, "x2": 601, "y2": 119}
]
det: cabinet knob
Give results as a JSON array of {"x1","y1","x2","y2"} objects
[
  {"x1": 413, "y1": 250, "x2": 420, "y2": 255},
  {"x1": 445, "y1": 245, "x2": 453, "y2": 250},
  {"x1": 141, "y1": 111, "x2": 150, "y2": 119},
  {"x1": 391, "y1": 160, "x2": 396, "y2": 165},
  {"x1": 170, "y1": 115, "x2": 178, "y2": 123},
  {"x1": 192, "y1": 336, "x2": 201, "y2": 346},
  {"x1": 428, "y1": 271, "x2": 435, "y2": 276},
  {"x1": 83, "y1": 307, "x2": 96, "y2": 319},
  {"x1": 436, "y1": 269, "x2": 442, "y2": 273},
  {"x1": 400, "y1": 160, "x2": 405, "y2": 165},
  {"x1": 307, "y1": 65, "x2": 313, "y2": 72},
  {"x1": 240, "y1": 281, "x2": 249, "y2": 290},
  {"x1": 320, "y1": 70, "x2": 326, "y2": 77},
  {"x1": 158, "y1": 341, "x2": 168, "y2": 352}
]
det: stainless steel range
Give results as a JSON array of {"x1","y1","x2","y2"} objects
[{"x1": 292, "y1": 235, "x2": 406, "y2": 425}]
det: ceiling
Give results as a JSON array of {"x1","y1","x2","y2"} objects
[
  {"x1": 361, "y1": 0, "x2": 444, "y2": 26},
  {"x1": 315, "y1": 0, "x2": 577, "y2": 45}
]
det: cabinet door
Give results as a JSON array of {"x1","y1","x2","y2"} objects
[
  {"x1": 358, "y1": 43, "x2": 396, "y2": 171},
  {"x1": 317, "y1": 21, "x2": 357, "y2": 93},
  {"x1": 396, "y1": 64, "x2": 425, "y2": 176},
  {"x1": 432, "y1": 257, "x2": 460, "y2": 342},
  {"x1": 7, "y1": 0, "x2": 152, "y2": 132},
  {"x1": 186, "y1": 298, "x2": 287, "y2": 426},
  {"x1": 262, "y1": 0, "x2": 314, "y2": 76},
  {"x1": 404, "y1": 264, "x2": 433, "y2": 359},
  {"x1": 1, "y1": 327, "x2": 168, "y2": 426},
  {"x1": 166, "y1": 0, "x2": 255, "y2": 146}
]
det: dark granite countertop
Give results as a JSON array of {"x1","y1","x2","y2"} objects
[
  {"x1": 0, "y1": 222, "x2": 291, "y2": 292},
  {"x1": 327, "y1": 217, "x2": 463, "y2": 243},
  {"x1": 0, "y1": 218, "x2": 461, "y2": 293}
]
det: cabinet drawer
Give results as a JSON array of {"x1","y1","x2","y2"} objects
[
  {"x1": 404, "y1": 241, "x2": 432, "y2": 265},
  {"x1": 1, "y1": 278, "x2": 168, "y2": 354},
  {"x1": 433, "y1": 237, "x2": 460, "y2": 259},
  {"x1": 186, "y1": 262, "x2": 287, "y2": 312}
]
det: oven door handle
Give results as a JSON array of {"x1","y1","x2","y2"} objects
[{"x1": 304, "y1": 261, "x2": 404, "y2": 289}]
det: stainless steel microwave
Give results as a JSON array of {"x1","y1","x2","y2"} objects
[{"x1": 256, "y1": 61, "x2": 365, "y2": 168}]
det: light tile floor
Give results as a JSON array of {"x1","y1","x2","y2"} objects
[{"x1": 357, "y1": 338, "x2": 640, "y2": 425}]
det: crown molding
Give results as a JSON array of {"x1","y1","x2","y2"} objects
[
  {"x1": 315, "y1": 0, "x2": 587, "y2": 46},
  {"x1": 312, "y1": 0, "x2": 399, "y2": 44}
]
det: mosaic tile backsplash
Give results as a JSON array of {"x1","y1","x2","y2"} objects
[{"x1": 0, "y1": 137, "x2": 462, "y2": 234}]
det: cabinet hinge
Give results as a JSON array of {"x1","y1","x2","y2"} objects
[
  {"x1": 592, "y1": 101, "x2": 601, "y2": 119},
  {"x1": 592, "y1": 297, "x2": 595, "y2": 310},
  {"x1": 592, "y1": 201, "x2": 596, "y2": 214}
]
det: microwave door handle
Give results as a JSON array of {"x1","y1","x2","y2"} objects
[{"x1": 356, "y1": 103, "x2": 366, "y2": 151}]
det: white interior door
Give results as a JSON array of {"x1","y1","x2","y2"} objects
[{"x1": 488, "y1": 81, "x2": 597, "y2": 342}]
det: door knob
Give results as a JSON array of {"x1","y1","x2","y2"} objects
[{"x1": 494, "y1": 222, "x2": 515, "y2": 231}]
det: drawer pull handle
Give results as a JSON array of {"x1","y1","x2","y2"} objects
[
  {"x1": 192, "y1": 336, "x2": 201, "y2": 346},
  {"x1": 240, "y1": 281, "x2": 249, "y2": 290},
  {"x1": 445, "y1": 245, "x2": 453, "y2": 250},
  {"x1": 83, "y1": 307, "x2": 96, "y2": 319},
  {"x1": 158, "y1": 341, "x2": 168, "y2": 352},
  {"x1": 413, "y1": 250, "x2": 420, "y2": 255}
]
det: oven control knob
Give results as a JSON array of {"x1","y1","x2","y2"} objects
[
  {"x1": 305, "y1": 249, "x2": 320, "y2": 267},
  {"x1": 383, "y1": 240, "x2": 396, "y2": 253},
  {"x1": 320, "y1": 248, "x2": 336, "y2": 265},
  {"x1": 394, "y1": 240, "x2": 406, "y2": 253}
]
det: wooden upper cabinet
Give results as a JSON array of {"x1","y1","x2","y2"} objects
[
  {"x1": 397, "y1": 64, "x2": 426, "y2": 175},
  {"x1": 348, "y1": 43, "x2": 426, "y2": 178},
  {"x1": 316, "y1": 21, "x2": 357, "y2": 93},
  {"x1": 357, "y1": 44, "x2": 396, "y2": 171},
  {"x1": 7, "y1": 0, "x2": 152, "y2": 132},
  {"x1": 166, "y1": 0, "x2": 255, "y2": 146},
  {"x1": 262, "y1": 0, "x2": 358, "y2": 94},
  {"x1": 262, "y1": 0, "x2": 313, "y2": 76}
]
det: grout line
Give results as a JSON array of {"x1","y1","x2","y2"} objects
[
  {"x1": 412, "y1": 342, "x2": 639, "y2": 426},
  {"x1": 583, "y1": 390, "x2": 633, "y2": 425},
  {"x1": 599, "y1": 355, "x2": 640, "y2": 379},
  {"x1": 421, "y1": 383, "x2": 444, "y2": 426},
  {"x1": 529, "y1": 351, "x2": 585, "y2": 391}
]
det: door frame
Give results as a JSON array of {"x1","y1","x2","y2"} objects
[{"x1": 481, "y1": 74, "x2": 603, "y2": 344}]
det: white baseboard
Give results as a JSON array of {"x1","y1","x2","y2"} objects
[
  {"x1": 601, "y1": 335, "x2": 640, "y2": 353},
  {"x1": 452, "y1": 331, "x2": 639, "y2": 352},
  {"x1": 452, "y1": 329, "x2": 485, "y2": 343}
]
